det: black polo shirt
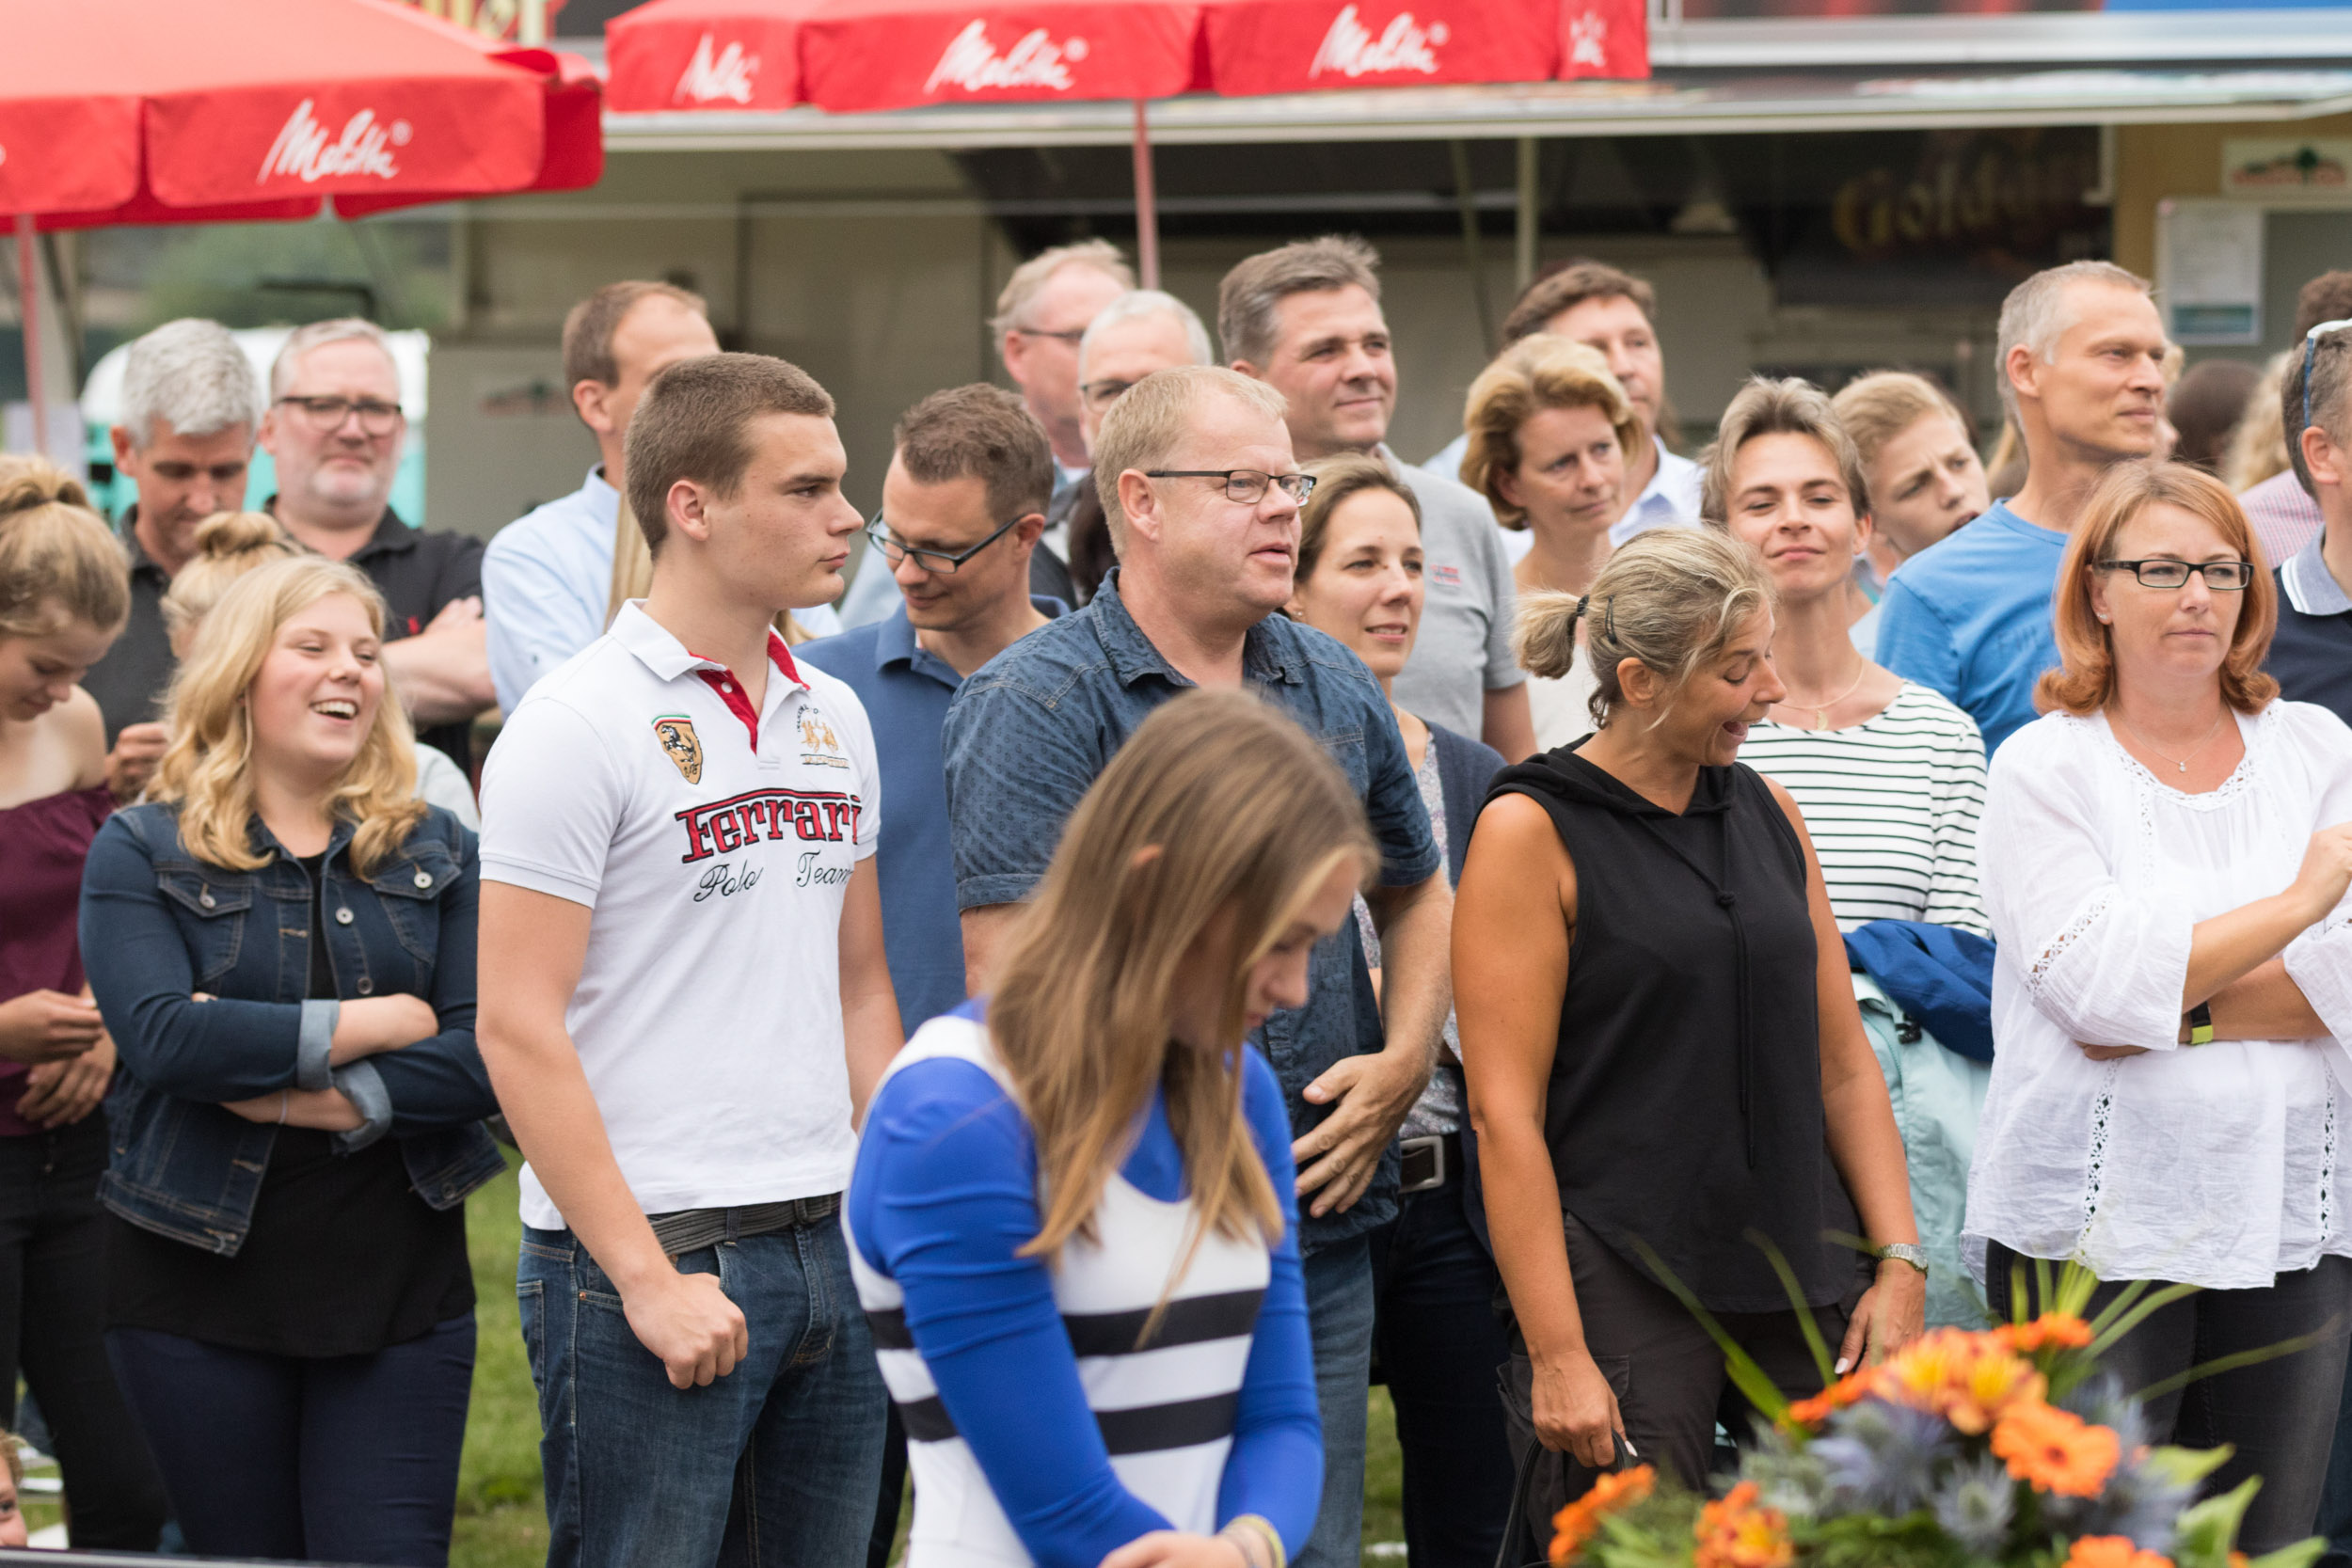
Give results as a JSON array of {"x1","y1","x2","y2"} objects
[
  {"x1": 2267, "y1": 531, "x2": 2352, "y2": 725},
  {"x1": 313, "y1": 506, "x2": 488, "y2": 768},
  {"x1": 81, "y1": 516, "x2": 177, "y2": 746}
]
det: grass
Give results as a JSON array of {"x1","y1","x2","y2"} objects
[{"x1": 448, "y1": 1157, "x2": 1410, "y2": 1568}]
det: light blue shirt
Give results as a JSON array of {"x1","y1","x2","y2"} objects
[
  {"x1": 1874, "y1": 500, "x2": 2067, "y2": 758},
  {"x1": 483, "y1": 467, "x2": 841, "y2": 711}
]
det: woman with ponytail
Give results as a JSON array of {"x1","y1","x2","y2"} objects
[
  {"x1": 0, "y1": 457, "x2": 166, "y2": 1549},
  {"x1": 845, "y1": 689, "x2": 1345, "y2": 1568}
]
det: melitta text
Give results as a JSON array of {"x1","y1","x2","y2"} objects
[{"x1": 258, "y1": 100, "x2": 405, "y2": 184}]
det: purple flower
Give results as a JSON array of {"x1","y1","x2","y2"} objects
[
  {"x1": 1813, "y1": 1399, "x2": 1955, "y2": 1515},
  {"x1": 1931, "y1": 1452, "x2": 2016, "y2": 1555}
]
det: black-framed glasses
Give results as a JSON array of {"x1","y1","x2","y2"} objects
[
  {"x1": 2303, "y1": 318, "x2": 2352, "y2": 434},
  {"x1": 1144, "y1": 469, "x2": 1317, "y2": 504},
  {"x1": 864, "y1": 511, "x2": 1025, "y2": 575},
  {"x1": 275, "y1": 395, "x2": 404, "y2": 436},
  {"x1": 2097, "y1": 557, "x2": 2258, "y2": 591}
]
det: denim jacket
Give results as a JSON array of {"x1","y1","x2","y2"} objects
[{"x1": 79, "y1": 801, "x2": 503, "y2": 1256}]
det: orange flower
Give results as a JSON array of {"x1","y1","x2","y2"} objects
[
  {"x1": 1998, "y1": 1314, "x2": 2097, "y2": 1354},
  {"x1": 1879, "y1": 1327, "x2": 2048, "y2": 1433},
  {"x1": 1549, "y1": 1465, "x2": 1656, "y2": 1564},
  {"x1": 1787, "y1": 1366, "x2": 1880, "y2": 1428},
  {"x1": 2063, "y1": 1535, "x2": 2173, "y2": 1568},
  {"x1": 1994, "y1": 1401, "x2": 2121, "y2": 1497},
  {"x1": 1693, "y1": 1481, "x2": 1794, "y2": 1568}
]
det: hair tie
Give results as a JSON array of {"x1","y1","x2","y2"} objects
[{"x1": 1565, "y1": 596, "x2": 1587, "y2": 626}]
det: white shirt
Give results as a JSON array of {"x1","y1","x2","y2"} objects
[
  {"x1": 1420, "y1": 435, "x2": 1699, "y2": 562},
  {"x1": 478, "y1": 601, "x2": 882, "y2": 1229},
  {"x1": 1964, "y1": 702, "x2": 2352, "y2": 1289}
]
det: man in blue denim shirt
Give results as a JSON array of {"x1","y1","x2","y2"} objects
[{"x1": 943, "y1": 366, "x2": 1452, "y2": 1568}]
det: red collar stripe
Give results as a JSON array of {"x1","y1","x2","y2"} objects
[{"x1": 685, "y1": 633, "x2": 807, "y2": 753}]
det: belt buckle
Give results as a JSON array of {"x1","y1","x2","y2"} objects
[{"x1": 1398, "y1": 1134, "x2": 1446, "y2": 1195}]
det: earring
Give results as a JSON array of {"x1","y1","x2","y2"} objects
[{"x1": 2095, "y1": 613, "x2": 2111, "y2": 624}]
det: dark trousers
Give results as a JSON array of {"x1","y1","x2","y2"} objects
[
  {"x1": 2317, "y1": 1352, "x2": 2352, "y2": 1562},
  {"x1": 1370, "y1": 1177, "x2": 1515, "y2": 1568},
  {"x1": 866, "y1": 1402, "x2": 907, "y2": 1568},
  {"x1": 107, "y1": 1314, "x2": 476, "y2": 1566},
  {"x1": 0, "y1": 1119, "x2": 165, "y2": 1549},
  {"x1": 1986, "y1": 1241, "x2": 2352, "y2": 1555}
]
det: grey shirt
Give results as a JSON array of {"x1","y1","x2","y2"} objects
[{"x1": 1383, "y1": 447, "x2": 1522, "y2": 742}]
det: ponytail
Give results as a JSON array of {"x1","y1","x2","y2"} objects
[{"x1": 0, "y1": 457, "x2": 129, "y2": 640}]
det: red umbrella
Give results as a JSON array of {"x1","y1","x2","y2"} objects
[
  {"x1": 1199, "y1": 0, "x2": 1557, "y2": 97},
  {"x1": 605, "y1": 0, "x2": 823, "y2": 112},
  {"x1": 0, "y1": 0, "x2": 602, "y2": 449}
]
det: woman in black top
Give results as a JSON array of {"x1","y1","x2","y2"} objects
[{"x1": 1457, "y1": 528, "x2": 1924, "y2": 1503}]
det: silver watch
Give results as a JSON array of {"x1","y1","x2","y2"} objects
[{"x1": 1880, "y1": 1243, "x2": 1930, "y2": 1276}]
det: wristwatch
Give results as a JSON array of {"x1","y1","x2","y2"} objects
[
  {"x1": 1880, "y1": 1243, "x2": 1930, "y2": 1277},
  {"x1": 2185, "y1": 1002, "x2": 2215, "y2": 1047}
]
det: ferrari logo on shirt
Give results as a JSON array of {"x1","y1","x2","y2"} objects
[{"x1": 654, "y1": 715, "x2": 703, "y2": 784}]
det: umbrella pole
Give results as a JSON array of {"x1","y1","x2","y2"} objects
[
  {"x1": 1131, "y1": 100, "x2": 1159, "y2": 291},
  {"x1": 14, "y1": 214, "x2": 46, "y2": 460}
]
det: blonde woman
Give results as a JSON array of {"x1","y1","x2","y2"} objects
[
  {"x1": 159, "y1": 511, "x2": 478, "y2": 827},
  {"x1": 78, "y1": 555, "x2": 501, "y2": 1566},
  {"x1": 1460, "y1": 337, "x2": 1645, "y2": 751},
  {"x1": 847, "y1": 690, "x2": 1344, "y2": 1568},
  {"x1": 0, "y1": 459, "x2": 167, "y2": 1549},
  {"x1": 1456, "y1": 530, "x2": 1924, "y2": 1518}
]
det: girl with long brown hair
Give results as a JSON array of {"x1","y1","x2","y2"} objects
[{"x1": 846, "y1": 689, "x2": 1365, "y2": 1568}]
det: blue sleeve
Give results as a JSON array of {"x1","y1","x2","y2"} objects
[
  {"x1": 850, "y1": 1057, "x2": 1172, "y2": 1568},
  {"x1": 1218, "y1": 1049, "x2": 1323, "y2": 1554},
  {"x1": 484, "y1": 529, "x2": 603, "y2": 715},
  {"x1": 941, "y1": 670, "x2": 1108, "y2": 911},
  {"x1": 78, "y1": 813, "x2": 310, "y2": 1100},
  {"x1": 1359, "y1": 691, "x2": 1440, "y2": 888},
  {"x1": 1874, "y1": 577, "x2": 1962, "y2": 707}
]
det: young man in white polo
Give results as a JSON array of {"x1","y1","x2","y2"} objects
[{"x1": 477, "y1": 353, "x2": 900, "y2": 1568}]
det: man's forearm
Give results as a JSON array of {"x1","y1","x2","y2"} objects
[
  {"x1": 1369, "y1": 875, "x2": 1453, "y2": 1071},
  {"x1": 485, "y1": 1020, "x2": 671, "y2": 1291},
  {"x1": 386, "y1": 632, "x2": 498, "y2": 725}
]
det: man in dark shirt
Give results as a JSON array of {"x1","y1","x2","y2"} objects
[
  {"x1": 83, "y1": 319, "x2": 265, "y2": 799},
  {"x1": 260, "y1": 320, "x2": 495, "y2": 769},
  {"x1": 2266, "y1": 319, "x2": 2352, "y2": 721}
]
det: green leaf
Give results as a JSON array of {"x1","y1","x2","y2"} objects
[
  {"x1": 2171, "y1": 1477, "x2": 2263, "y2": 1568},
  {"x1": 2090, "y1": 1282, "x2": 2201, "y2": 1359},
  {"x1": 1749, "y1": 1229, "x2": 1836, "y2": 1387},
  {"x1": 2247, "y1": 1539, "x2": 2329, "y2": 1568},
  {"x1": 1627, "y1": 1237, "x2": 1796, "y2": 1420},
  {"x1": 2137, "y1": 1445, "x2": 2235, "y2": 1488},
  {"x1": 2132, "y1": 1330, "x2": 2333, "y2": 1406}
]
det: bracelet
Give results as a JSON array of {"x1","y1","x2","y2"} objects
[
  {"x1": 1220, "y1": 1514, "x2": 1285, "y2": 1568},
  {"x1": 2185, "y1": 1001, "x2": 2215, "y2": 1047},
  {"x1": 278, "y1": 1090, "x2": 290, "y2": 1126}
]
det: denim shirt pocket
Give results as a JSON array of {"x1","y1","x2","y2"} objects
[
  {"x1": 366, "y1": 841, "x2": 461, "y2": 981},
  {"x1": 151, "y1": 863, "x2": 257, "y2": 986}
]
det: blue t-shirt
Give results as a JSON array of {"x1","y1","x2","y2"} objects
[
  {"x1": 799, "y1": 599, "x2": 1063, "y2": 1031},
  {"x1": 1875, "y1": 501, "x2": 2068, "y2": 757}
]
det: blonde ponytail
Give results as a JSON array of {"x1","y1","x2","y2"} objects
[{"x1": 0, "y1": 457, "x2": 129, "y2": 640}]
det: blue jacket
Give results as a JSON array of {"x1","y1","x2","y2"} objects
[{"x1": 79, "y1": 801, "x2": 503, "y2": 1256}]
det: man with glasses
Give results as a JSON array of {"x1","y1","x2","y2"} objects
[
  {"x1": 261, "y1": 318, "x2": 495, "y2": 769},
  {"x1": 943, "y1": 366, "x2": 1452, "y2": 1568}
]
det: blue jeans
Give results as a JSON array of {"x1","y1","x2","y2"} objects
[
  {"x1": 519, "y1": 1220, "x2": 887, "y2": 1568},
  {"x1": 106, "y1": 1314, "x2": 474, "y2": 1566},
  {"x1": 1300, "y1": 1234, "x2": 1375, "y2": 1568},
  {"x1": 1370, "y1": 1181, "x2": 1513, "y2": 1568}
]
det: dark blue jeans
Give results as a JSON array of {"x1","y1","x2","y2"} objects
[
  {"x1": 1301, "y1": 1233, "x2": 1375, "y2": 1568},
  {"x1": 519, "y1": 1220, "x2": 886, "y2": 1568},
  {"x1": 105, "y1": 1313, "x2": 474, "y2": 1565},
  {"x1": 1986, "y1": 1241, "x2": 2352, "y2": 1553},
  {"x1": 1370, "y1": 1180, "x2": 1514, "y2": 1568}
]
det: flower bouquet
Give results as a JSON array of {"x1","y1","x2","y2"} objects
[{"x1": 1547, "y1": 1265, "x2": 2325, "y2": 1568}]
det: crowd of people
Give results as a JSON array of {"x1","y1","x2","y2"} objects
[{"x1": 0, "y1": 234, "x2": 2349, "y2": 1568}]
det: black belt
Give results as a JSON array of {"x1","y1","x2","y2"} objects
[
  {"x1": 1399, "y1": 1132, "x2": 1462, "y2": 1195},
  {"x1": 648, "y1": 1194, "x2": 840, "y2": 1257}
]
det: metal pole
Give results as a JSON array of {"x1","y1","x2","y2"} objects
[
  {"x1": 15, "y1": 214, "x2": 46, "y2": 460},
  {"x1": 1132, "y1": 99, "x2": 1159, "y2": 291},
  {"x1": 1449, "y1": 140, "x2": 1492, "y2": 353},
  {"x1": 1516, "y1": 136, "x2": 1540, "y2": 293}
]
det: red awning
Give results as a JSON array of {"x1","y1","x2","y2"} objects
[
  {"x1": 605, "y1": 0, "x2": 822, "y2": 111},
  {"x1": 1198, "y1": 0, "x2": 1559, "y2": 97},
  {"x1": 800, "y1": 0, "x2": 1201, "y2": 113}
]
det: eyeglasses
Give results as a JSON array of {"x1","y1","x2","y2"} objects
[
  {"x1": 2303, "y1": 318, "x2": 2352, "y2": 434},
  {"x1": 2096, "y1": 558, "x2": 2258, "y2": 591},
  {"x1": 864, "y1": 511, "x2": 1026, "y2": 576},
  {"x1": 1144, "y1": 469, "x2": 1317, "y2": 504},
  {"x1": 276, "y1": 395, "x2": 404, "y2": 436},
  {"x1": 1081, "y1": 378, "x2": 1137, "y2": 410},
  {"x1": 1011, "y1": 325, "x2": 1088, "y2": 345}
]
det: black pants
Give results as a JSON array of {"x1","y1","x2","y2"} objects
[
  {"x1": 0, "y1": 1118, "x2": 165, "y2": 1549},
  {"x1": 866, "y1": 1401, "x2": 907, "y2": 1568},
  {"x1": 1369, "y1": 1174, "x2": 1515, "y2": 1568},
  {"x1": 1986, "y1": 1240, "x2": 2352, "y2": 1554}
]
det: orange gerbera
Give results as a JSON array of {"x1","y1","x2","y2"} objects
[
  {"x1": 1993, "y1": 1401, "x2": 2121, "y2": 1497},
  {"x1": 2063, "y1": 1535, "x2": 2173, "y2": 1568},
  {"x1": 1787, "y1": 1366, "x2": 1880, "y2": 1428},
  {"x1": 1879, "y1": 1327, "x2": 2048, "y2": 1433},
  {"x1": 1549, "y1": 1465, "x2": 1656, "y2": 1564},
  {"x1": 1693, "y1": 1481, "x2": 1793, "y2": 1568},
  {"x1": 1998, "y1": 1313, "x2": 2097, "y2": 1354}
]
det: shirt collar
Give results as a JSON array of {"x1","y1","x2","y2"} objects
[
  {"x1": 264, "y1": 497, "x2": 410, "y2": 558},
  {"x1": 875, "y1": 597, "x2": 1067, "y2": 685},
  {"x1": 2284, "y1": 530, "x2": 2352, "y2": 616},
  {"x1": 1090, "y1": 570, "x2": 1299, "y2": 689},
  {"x1": 609, "y1": 601, "x2": 808, "y2": 691},
  {"x1": 582, "y1": 467, "x2": 620, "y2": 520},
  {"x1": 1629, "y1": 439, "x2": 1696, "y2": 517},
  {"x1": 114, "y1": 510, "x2": 169, "y2": 582}
]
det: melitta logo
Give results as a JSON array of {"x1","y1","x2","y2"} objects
[
  {"x1": 1566, "y1": 8, "x2": 1610, "y2": 69},
  {"x1": 258, "y1": 100, "x2": 406, "y2": 185},
  {"x1": 924, "y1": 20, "x2": 1089, "y2": 96},
  {"x1": 675, "y1": 32, "x2": 759, "y2": 104},
  {"x1": 1309, "y1": 5, "x2": 1447, "y2": 78}
]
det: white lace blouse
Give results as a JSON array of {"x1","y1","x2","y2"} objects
[{"x1": 1963, "y1": 701, "x2": 2352, "y2": 1290}]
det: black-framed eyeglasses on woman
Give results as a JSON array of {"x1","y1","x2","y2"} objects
[
  {"x1": 275, "y1": 395, "x2": 405, "y2": 436},
  {"x1": 864, "y1": 512, "x2": 1026, "y2": 576},
  {"x1": 2096, "y1": 557, "x2": 2258, "y2": 591},
  {"x1": 1143, "y1": 469, "x2": 1317, "y2": 504}
]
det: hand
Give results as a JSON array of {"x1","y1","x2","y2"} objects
[
  {"x1": 1530, "y1": 1346, "x2": 1626, "y2": 1468},
  {"x1": 104, "y1": 721, "x2": 169, "y2": 802},
  {"x1": 2079, "y1": 1042, "x2": 2150, "y2": 1061},
  {"x1": 1291, "y1": 1046, "x2": 1428, "y2": 1218},
  {"x1": 330, "y1": 994, "x2": 442, "y2": 1063},
  {"x1": 0, "y1": 990, "x2": 103, "y2": 1065},
  {"x1": 2289, "y1": 823, "x2": 2352, "y2": 923},
  {"x1": 220, "y1": 1088, "x2": 364, "y2": 1131},
  {"x1": 16, "y1": 1031, "x2": 114, "y2": 1127},
  {"x1": 422, "y1": 594, "x2": 485, "y2": 636},
  {"x1": 1836, "y1": 1259, "x2": 1928, "y2": 1373},
  {"x1": 1098, "y1": 1531, "x2": 1248, "y2": 1568},
  {"x1": 622, "y1": 1269, "x2": 749, "y2": 1390}
]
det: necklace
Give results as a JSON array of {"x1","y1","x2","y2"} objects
[
  {"x1": 1778, "y1": 657, "x2": 1869, "y2": 732},
  {"x1": 2112, "y1": 708, "x2": 2231, "y2": 775}
]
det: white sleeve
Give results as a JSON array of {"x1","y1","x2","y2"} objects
[
  {"x1": 1981, "y1": 725, "x2": 2193, "y2": 1050},
  {"x1": 477, "y1": 697, "x2": 628, "y2": 908},
  {"x1": 2280, "y1": 704, "x2": 2352, "y2": 1041}
]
